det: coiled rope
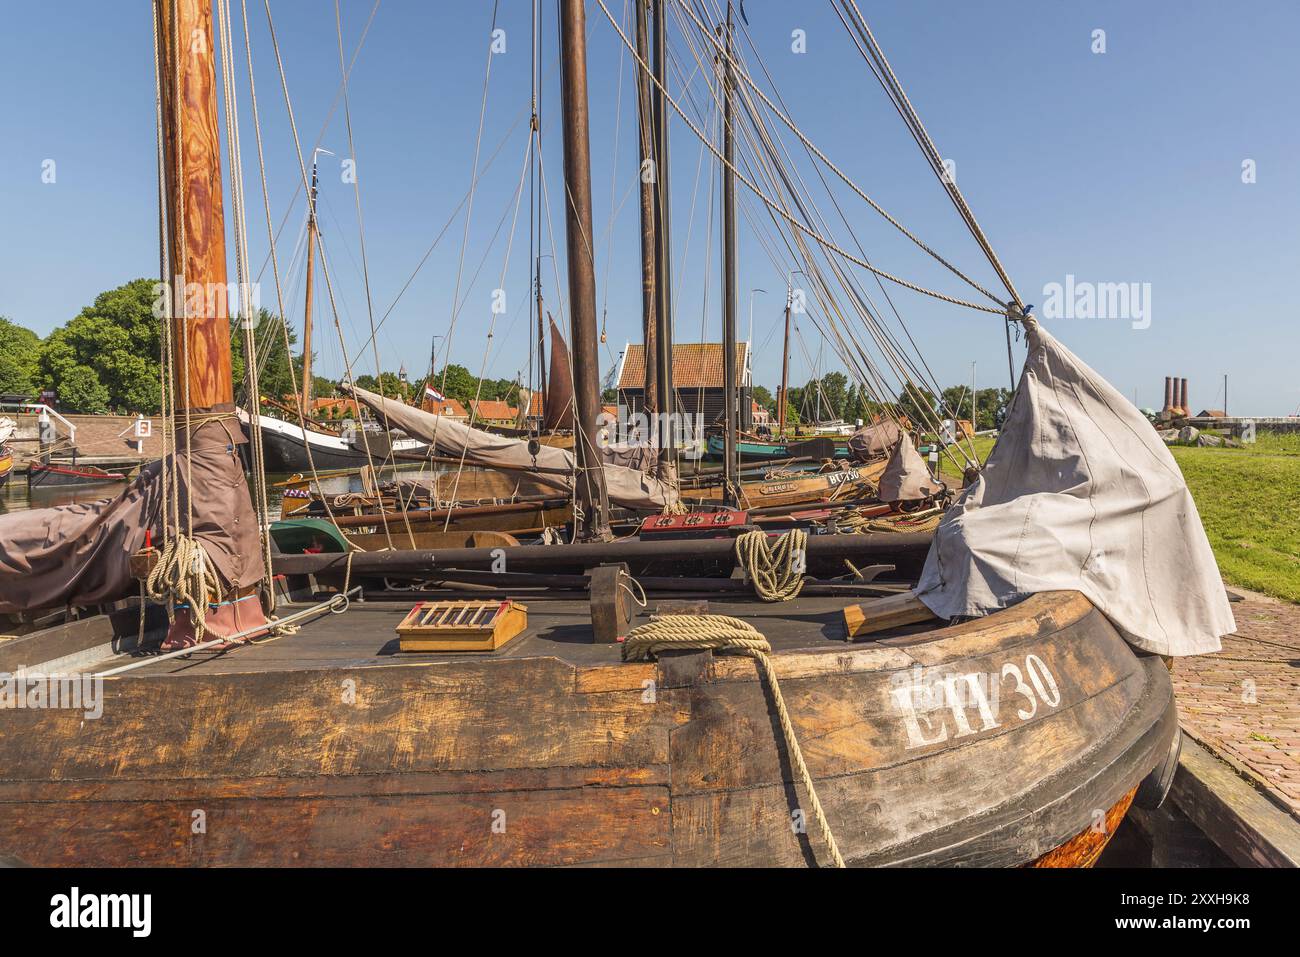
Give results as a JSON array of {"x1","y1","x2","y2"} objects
[
  {"x1": 735, "y1": 528, "x2": 808, "y2": 602},
  {"x1": 145, "y1": 535, "x2": 222, "y2": 641},
  {"x1": 622, "y1": 614, "x2": 845, "y2": 868}
]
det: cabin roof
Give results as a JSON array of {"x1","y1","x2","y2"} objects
[
  {"x1": 617, "y1": 342, "x2": 751, "y2": 391},
  {"x1": 1197, "y1": 409, "x2": 1227, "y2": 418}
]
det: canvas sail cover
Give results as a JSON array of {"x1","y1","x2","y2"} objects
[
  {"x1": 0, "y1": 420, "x2": 264, "y2": 614},
  {"x1": 878, "y1": 432, "x2": 944, "y2": 503},
  {"x1": 847, "y1": 419, "x2": 901, "y2": 461},
  {"x1": 346, "y1": 385, "x2": 678, "y2": 511},
  {"x1": 916, "y1": 318, "x2": 1234, "y2": 656}
]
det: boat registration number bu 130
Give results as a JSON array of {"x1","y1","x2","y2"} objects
[
  {"x1": 889, "y1": 655, "x2": 1063, "y2": 749},
  {"x1": 825, "y1": 469, "x2": 861, "y2": 488}
]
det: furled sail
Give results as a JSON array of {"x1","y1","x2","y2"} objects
[
  {"x1": 916, "y1": 318, "x2": 1234, "y2": 656},
  {"x1": 0, "y1": 422, "x2": 264, "y2": 614},
  {"x1": 345, "y1": 385, "x2": 678, "y2": 511},
  {"x1": 543, "y1": 317, "x2": 575, "y2": 432}
]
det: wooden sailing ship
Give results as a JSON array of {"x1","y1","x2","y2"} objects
[{"x1": 0, "y1": 0, "x2": 1211, "y2": 872}]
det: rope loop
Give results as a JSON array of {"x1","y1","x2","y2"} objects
[
  {"x1": 622, "y1": 613, "x2": 846, "y2": 868},
  {"x1": 735, "y1": 528, "x2": 808, "y2": 601}
]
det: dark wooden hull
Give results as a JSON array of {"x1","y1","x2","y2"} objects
[
  {"x1": 0, "y1": 591, "x2": 1174, "y2": 866},
  {"x1": 246, "y1": 419, "x2": 427, "y2": 473},
  {"x1": 26, "y1": 462, "x2": 129, "y2": 489}
]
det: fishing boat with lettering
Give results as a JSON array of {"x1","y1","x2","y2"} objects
[
  {"x1": 27, "y1": 459, "x2": 130, "y2": 490},
  {"x1": 0, "y1": 0, "x2": 1231, "y2": 871}
]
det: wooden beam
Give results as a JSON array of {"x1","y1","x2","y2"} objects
[
  {"x1": 1169, "y1": 734, "x2": 1300, "y2": 867},
  {"x1": 842, "y1": 590, "x2": 939, "y2": 638}
]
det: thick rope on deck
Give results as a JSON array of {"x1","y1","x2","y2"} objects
[
  {"x1": 622, "y1": 614, "x2": 846, "y2": 868},
  {"x1": 735, "y1": 528, "x2": 808, "y2": 601},
  {"x1": 145, "y1": 534, "x2": 222, "y2": 640}
]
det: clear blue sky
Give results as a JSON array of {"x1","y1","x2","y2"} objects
[{"x1": 2, "y1": 1, "x2": 1297, "y2": 415}]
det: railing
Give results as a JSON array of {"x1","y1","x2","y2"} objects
[{"x1": 0, "y1": 403, "x2": 77, "y2": 443}]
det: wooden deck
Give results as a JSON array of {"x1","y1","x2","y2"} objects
[{"x1": 103, "y1": 593, "x2": 940, "y2": 676}]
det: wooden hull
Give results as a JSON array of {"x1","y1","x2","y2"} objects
[
  {"x1": 686, "y1": 461, "x2": 885, "y2": 510},
  {"x1": 0, "y1": 591, "x2": 1175, "y2": 866},
  {"x1": 706, "y1": 434, "x2": 849, "y2": 462},
  {"x1": 26, "y1": 462, "x2": 128, "y2": 489},
  {"x1": 0, "y1": 448, "x2": 12, "y2": 488}
]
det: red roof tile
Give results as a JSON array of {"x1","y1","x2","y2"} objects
[{"x1": 617, "y1": 342, "x2": 748, "y2": 391}]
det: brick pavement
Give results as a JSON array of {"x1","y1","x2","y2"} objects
[{"x1": 1171, "y1": 588, "x2": 1300, "y2": 819}]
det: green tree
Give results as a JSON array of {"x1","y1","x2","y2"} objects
[
  {"x1": 938, "y1": 384, "x2": 1011, "y2": 430},
  {"x1": 752, "y1": 384, "x2": 774, "y2": 411},
  {"x1": 819, "y1": 371, "x2": 849, "y2": 419},
  {"x1": 40, "y1": 279, "x2": 162, "y2": 413},
  {"x1": 896, "y1": 382, "x2": 937, "y2": 429},
  {"x1": 0, "y1": 317, "x2": 42, "y2": 397},
  {"x1": 230, "y1": 310, "x2": 299, "y2": 405}
]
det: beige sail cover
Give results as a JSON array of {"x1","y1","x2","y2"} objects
[
  {"x1": 346, "y1": 386, "x2": 677, "y2": 511},
  {"x1": 916, "y1": 319, "x2": 1233, "y2": 656},
  {"x1": 879, "y1": 433, "x2": 944, "y2": 503}
]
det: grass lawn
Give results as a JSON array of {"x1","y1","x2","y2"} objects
[{"x1": 1170, "y1": 434, "x2": 1300, "y2": 603}]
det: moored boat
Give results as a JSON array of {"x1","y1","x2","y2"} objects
[
  {"x1": 0, "y1": 586, "x2": 1176, "y2": 867},
  {"x1": 241, "y1": 410, "x2": 427, "y2": 473},
  {"x1": 27, "y1": 460, "x2": 129, "y2": 489}
]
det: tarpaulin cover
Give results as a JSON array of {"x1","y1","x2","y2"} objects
[
  {"x1": 0, "y1": 420, "x2": 264, "y2": 614},
  {"x1": 879, "y1": 432, "x2": 944, "y2": 503},
  {"x1": 847, "y1": 419, "x2": 902, "y2": 461},
  {"x1": 346, "y1": 385, "x2": 678, "y2": 511},
  {"x1": 916, "y1": 319, "x2": 1233, "y2": 656}
]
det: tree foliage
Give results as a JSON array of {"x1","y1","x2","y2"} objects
[
  {"x1": 0, "y1": 317, "x2": 41, "y2": 397},
  {"x1": 39, "y1": 279, "x2": 162, "y2": 414}
]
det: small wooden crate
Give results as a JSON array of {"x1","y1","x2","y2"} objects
[{"x1": 395, "y1": 599, "x2": 528, "y2": 652}]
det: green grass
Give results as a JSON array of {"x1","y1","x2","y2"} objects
[
  {"x1": 952, "y1": 429, "x2": 1300, "y2": 603},
  {"x1": 1171, "y1": 437, "x2": 1300, "y2": 603}
]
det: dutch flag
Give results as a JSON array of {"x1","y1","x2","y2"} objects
[{"x1": 425, "y1": 384, "x2": 446, "y2": 403}]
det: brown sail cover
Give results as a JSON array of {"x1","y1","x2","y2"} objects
[
  {"x1": 847, "y1": 419, "x2": 902, "y2": 461},
  {"x1": 0, "y1": 420, "x2": 264, "y2": 614},
  {"x1": 878, "y1": 433, "x2": 944, "y2": 503},
  {"x1": 917, "y1": 319, "x2": 1234, "y2": 656},
  {"x1": 543, "y1": 316, "x2": 575, "y2": 432}
]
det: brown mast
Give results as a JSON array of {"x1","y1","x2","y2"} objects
[
  {"x1": 633, "y1": 0, "x2": 659, "y2": 417},
  {"x1": 720, "y1": 0, "x2": 738, "y2": 502},
  {"x1": 152, "y1": 0, "x2": 267, "y2": 649},
  {"x1": 558, "y1": 0, "x2": 612, "y2": 541},
  {"x1": 300, "y1": 154, "x2": 321, "y2": 416},
  {"x1": 779, "y1": 276, "x2": 792, "y2": 437},
  {"x1": 158, "y1": 0, "x2": 234, "y2": 417}
]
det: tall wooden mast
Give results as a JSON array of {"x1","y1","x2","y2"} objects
[
  {"x1": 720, "y1": 0, "x2": 738, "y2": 502},
  {"x1": 558, "y1": 0, "x2": 612, "y2": 541},
  {"x1": 634, "y1": 0, "x2": 659, "y2": 418},
  {"x1": 651, "y1": 0, "x2": 676, "y2": 479},
  {"x1": 300, "y1": 154, "x2": 320, "y2": 416},
  {"x1": 158, "y1": 0, "x2": 234, "y2": 420},
  {"x1": 779, "y1": 276, "x2": 792, "y2": 437},
  {"x1": 154, "y1": 0, "x2": 266, "y2": 642}
]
